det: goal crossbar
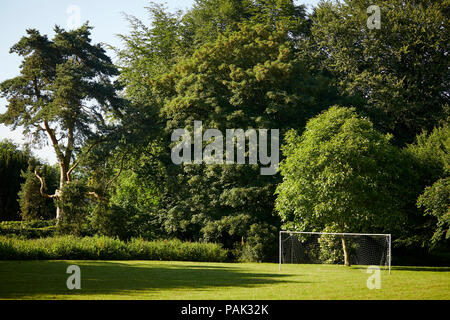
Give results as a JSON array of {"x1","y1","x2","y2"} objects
[
  {"x1": 280, "y1": 231, "x2": 390, "y2": 237},
  {"x1": 279, "y1": 231, "x2": 391, "y2": 274}
]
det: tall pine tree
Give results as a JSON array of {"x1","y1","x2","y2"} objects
[{"x1": 0, "y1": 24, "x2": 124, "y2": 219}]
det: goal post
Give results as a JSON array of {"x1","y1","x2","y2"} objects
[{"x1": 279, "y1": 231, "x2": 391, "y2": 274}]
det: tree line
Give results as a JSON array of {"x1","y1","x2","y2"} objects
[{"x1": 0, "y1": 0, "x2": 448, "y2": 264}]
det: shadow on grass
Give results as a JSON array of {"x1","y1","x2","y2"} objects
[
  {"x1": 0, "y1": 261, "x2": 304, "y2": 299},
  {"x1": 350, "y1": 265, "x2": 450, "y2": 272},
  {"x1": 390, "y1": 266, "x2": 450, "y2": 272}
]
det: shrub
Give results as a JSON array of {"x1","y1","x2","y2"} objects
[
  {"x1": 18, "y1": 162, "x2": 57, "y2": 221},
  {"x1": 237, "y1": 223, "x2": 278, "y2": 263},
  {"x1": 318, "y1": 234, "x2": 344, "y2": 264},
  {"x1": 0, "y1": 236, "x2": 228, "y2": 262},
  {"x1": 417, "y1": 177, "x2": 450, "y2": 247},
  {"x1": 0, "y1": 220, "x2": 56, "y2": 238},
  {"x1": 55, "y1": 181, "x2": 90, "y2": 236},
  {"x1": 90, "y1": 203, "x2": 157, "y2": 241}
]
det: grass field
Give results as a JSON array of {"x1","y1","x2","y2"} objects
[{"x1": 0, "y1": 260, "x2": 449, "y2": 300}]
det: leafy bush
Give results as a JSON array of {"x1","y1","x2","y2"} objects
[
  {"x1": 0, "y1": 140, "x2": 29, "y2": 221},
  {"x1": 318, "y1": 234, "x2": 344, "y2": 264},
  {"x1": 276, "y1": 106, "x2": 410, "y2": 234},
  {"x1": 237, "y1": 223, "x2": 278, "y2": 263},
  {"x1": 417, "y1": 177, "x2": 450, "y2": 247},
  {"x1": 0, "y1": 220, "x2": 56, "y2": 238},
  {"x1": 90, "y1": 202, "x2": 157, "y2": 241},
  {"x1": 0, "y1": 236, "x2": 228, "y2": 262},
  {"x1": 55, "y1": 181, "x2": 90, "y2": 236},
  {"x1": 18, "y1": 162, "x2": 57, "y2": 221}
]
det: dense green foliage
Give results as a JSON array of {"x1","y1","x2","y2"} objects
[
  {"x1": 0, "y1": 141, "x2": 29, "y2": 221},
  {"x1": 393, "y1": 124, "x2": 450, "y2": 250},
  {"x1": 417, "y1": 177, "x2": 450, "y2": 247},
  {"x1": 275, "y1": 106, "x2": 409, "y2": 234},
  {"x1": 0, "y1": 220, "x2": 56, "y2": 238},
  {"x1": 276, "y1": 107, "x2": 449, "y2": 261},
  {"x1": 0, "y1": 0, "x2": 448, "y2": 264},
  {"x1": 0, "y1": 236, "x2": 228, "y2": 262},
  {"x1": 0, "y1": 141, "x2": 56, "y2": 221},
  {"x1": 0, "y1": 24, "x2": 124, "y2": 219},
  {"x1": 55, "y1": 181, "x2": 91, "y2": 236},
  {"x1": 147, "y1": 22, "x2": 343, "y2": 262},
  {"x1": 18, "y1": 161, "x2": 57, "y2": 221},
  {"x1": 113, "y1": 1, "x2": 348, "y2": 262},
  {"x1": 310, "y1": 0, "x2": 449, "y2": 145}
]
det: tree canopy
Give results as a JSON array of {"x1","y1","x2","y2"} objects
[
  {"x1": 310, "y1": 0, "x2": 449, "y2": 145},
  {"x1": 0, "y1": 0, "x2": 448, "y2": 264},
  {"x1": 275, "y1": 106, "x2": 409, "y2": 233},
  {"x1": 0, "y1": 23, "x2": 124, "y2": 219}
]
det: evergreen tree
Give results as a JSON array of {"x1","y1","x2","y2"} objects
[
  {"x1": 0, "y1": 140, "x2": 29, "y2": 221},
  {"x1": 18, "y1": 161, "x2": 57, "y2": 221},
  {"x1": 0, "y1": 24, "x2": 124, "y2": 219}
]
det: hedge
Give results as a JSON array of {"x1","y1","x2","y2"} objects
[
  {"x1": 0, "y1": 220, "x2": 56, "y2": 238},
  {"x1": 0, "y1": 236, "x2": 229, "y2": 262}
]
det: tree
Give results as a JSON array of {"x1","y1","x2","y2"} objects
[
  {"x1": 90, "y1": 169, "x2": 160, "y2": 240},
  {"x1": 275, "y1": 106, "x2": 409, "y2": 266},
  {"x1": 0, "y1": 140, "x2": 29, "y2": 221},
  {"x1": 18, "y1": 160, "x2": 57, "y2": 221},
  {"x1": 402, "y1": 123, "x2": 450, "y2": 249},
  {"x1": 310, "y1": 0, "x2": 449, "y2": 145},
  {"x1": 181, "y1": 0, "x2": 308, "y2": 49},
  {"x1": 115, "y1": 1, "x2": 345, "y2": 260},
  {"x1": 0, "y1": 24, "x2": 124, "y2": 219},
  {"x1": 417, "y1": 177, "x2": 450, "y2": 247},
  {"x1": 146, "y1": 22, "x2": 345, "y2": 261},
  {"x1": 116, "y1": 2, "x2": 184, "y2": 105},
  {"x1": 407, "y1": 124, "x2": 449, "y2": 185},
  {"x1": 116, "y1": 0, "x2": 310, "y2": 106},
  {"x1": 55, "y1": 180, "x2": 90, "y2": 236}
]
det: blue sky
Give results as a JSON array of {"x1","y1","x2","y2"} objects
[{"x1": 0, "y1": 0, "x2": 320, "y2": 164}]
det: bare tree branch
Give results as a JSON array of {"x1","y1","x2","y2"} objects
[
  {"x1": 105, "y1": 154, "x2": 126, "y2": 190},
  {"x1": 34, "y1": 169, "x2": 57, "y2": 199},
  {"x1": 86, "y1": 191, "x2": 107, "y2": 203},
  {"x1": 43, "y1": 120, "x2": 64, "y2": 162},
  {"x1": 66, "y1": 140, "x2": 101, "y2": 181},
  {"x1": 32, "y1": 123, "x2": 46, "y2": 131}
]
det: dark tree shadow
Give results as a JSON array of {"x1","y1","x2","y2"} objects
[
  {"x1": 0, "y1": 261, "x2": 308, "y2": 299},
  {"x1": 350, "y1": 265, "x2": 450, "y2": 272},
  {"x1": 389, "y1": 266, "x2": 450, "y2": 272}
]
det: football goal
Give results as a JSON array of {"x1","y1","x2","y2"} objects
[{"x1": 279, "y1": 231, "x2": 391, "y2": 274}]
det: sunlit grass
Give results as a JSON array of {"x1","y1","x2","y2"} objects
[{"x1": 0, "y1": 260, "x2": 448, "y2": 299}]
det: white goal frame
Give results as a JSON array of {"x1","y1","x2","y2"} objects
[{"x1": 279, "y1": 231, "x2": 391, "y2": 274}]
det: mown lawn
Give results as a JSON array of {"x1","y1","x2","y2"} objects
[{"x1": 0, "y1": 260, "x2": 448, "y2": 299}]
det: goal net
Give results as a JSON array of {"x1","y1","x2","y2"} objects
[{"x1": 279, "y1": 231, "x2": 391, "y2": 273}]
